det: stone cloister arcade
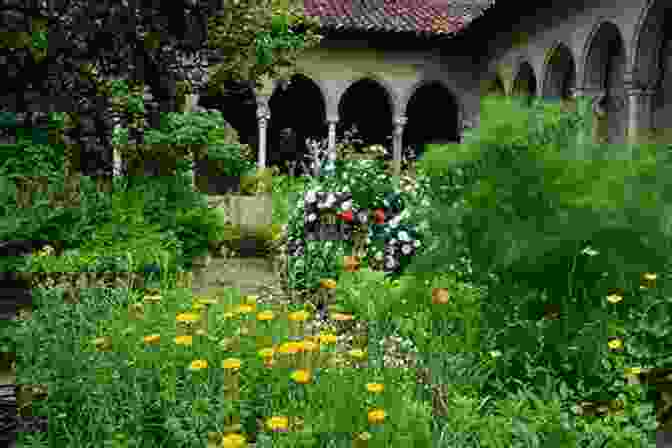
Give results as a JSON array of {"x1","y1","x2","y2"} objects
[
  {"x1": 189, "y1": 72, "x2": 463, "y2": 177},
  {"x1": 174, "y1": 0, "x2": 672, "y2": 179}
]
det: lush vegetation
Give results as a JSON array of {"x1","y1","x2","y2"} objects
[{"x1": 4, "y1": 95, "x2": 671, "y2": 448}]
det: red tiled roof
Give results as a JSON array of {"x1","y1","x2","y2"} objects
[{"x1": 303, "y1": 0, "x2": 496, "y2": 37}]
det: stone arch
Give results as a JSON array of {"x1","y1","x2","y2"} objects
[
  {"x1": 631, "y1": 0, "x2": 672, "y2": 142},
  {"x1": 630, "y1": 0, "x2": 670, "y2": 88},
  {"x1": 581, "y1": 20, "x2": 627, "y2": 89},
  {"x1": 512, "y1": 59, "x2": 538, "y2": 105},
  {"x1": 338, "y1": 73, "x2": 400, "y2": 118},
  {"x1": 267, "y1": 73, "x2": 327, "y2": 174},
  {"x1": 542, "y1": 42, "x2": 577, "y2": 100},
  {"x1": 271, "y1": 70, "x2": 333, "y2": 117},
  {"x1": 401, "y1": 79, "x2": 461, "y2": 160},
  {"x1": 581, "y1": 20, "x2": 628, "y2": 144},
  {"x1": 337, "y1": 75, "x2": 396, "y2": 152}
]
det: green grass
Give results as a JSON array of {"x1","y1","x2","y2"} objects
[{"x1": 10, "y1": 171, "x2": 665, "y2": 448}]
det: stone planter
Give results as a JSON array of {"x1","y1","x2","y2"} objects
[{"x1": 228, "y1": 194, "x2": 273, "y2": 237}]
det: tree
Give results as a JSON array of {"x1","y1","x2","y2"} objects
[{"x1": 1, "y1": 0, "x2": 323, "y2": 183}]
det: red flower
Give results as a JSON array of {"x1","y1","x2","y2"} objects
[
  {"x1": 374, "y1": 209, "x2": 385, "y2": 224},
  {"x1": 337, "y1": 210, "x2": 354, "y2": 222}
]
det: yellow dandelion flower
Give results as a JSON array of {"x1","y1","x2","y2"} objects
[
  {"x1": 291, "y1": 369, "x2": 312, "y2": 384},
  {"x1": 234, "y1": 304, "x2": 255, "y2": 314},
  {"x1": 221, "y1": 358, "x2": 242, "y2": 370},
  {"x1": 348, "y1": 349, "x2": 366, "y2": 359},
  {"x1": 143, "y1": 334, "x2": 161, "y2": 345},
  {"x1": 606, "y1": 293, "x2": 623, "y2": 304},
  {"x1": 319, "y1": 278, "x2": 337, "y2": 289},
  {"x1": 258, "y1": 348, "x2": 275, "y2": 358},
  {"x1": 256, "y1": 310, "x2": 275, "y2": 321},
  {"x1": 188, "y1": 359, "x2": 208, "y2": 371},
  {"x1": 300, "y1": 340, "x2": 319, "y2": 352},
  {"x1": 220, "y1": 433, "x2": 246, "y2": 448},
  {"x1": 318, "y1": 333, "x2": 338, "y2": 345},
  {"x1": 278, "y1": 342, "x2": 303, "y2": 355},
  {"x1": 608, "y1": 338, "x2": 623, "y2": 350},
  {"x1": 174, "y1": 335, "x2": 193, "y2": 346},
  {"x1": 367, "y1": 408, "x2": 386, "y2": 424},
  {"x1": 365, "y1": 383, "x2": 384, "y2": 393},
  {"x1": 266, "y1": 416, "x2": 289, "y2": 432},
  {"x1": 288, "y1": 310, "x2": 310, "y2": 322},
  {"x1": 176, "y1": 312, "x2": 200, "y2": 323},
  {"x1": 643, "y1": 272, "x2": 657, "y2": 281}
]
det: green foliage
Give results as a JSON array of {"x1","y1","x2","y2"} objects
[
  {"x1": 206, "y1": 143, "x2": 256, "y2": 179},
  {"x1": 173, "y1": 206, "x2": 225, "y2": 266},
  {"x1": 410, "y1": 95, "x2": 672, "y2": 298}
]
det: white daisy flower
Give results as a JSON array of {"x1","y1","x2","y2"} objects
[
  {"x1": 401, "y1": 244, "x2": 412, "y2": 255},
  {"x1": 305, "y1": 190, "x2": 317, "y2": 203},
  {"x1": 341, "y1": 200, "x2": 352, "y2": 211},
  {"x1": 389, "y1": 216, "x2": 401, "y2": 228},
  {"x1": 325, "y1": 193, "x2": 336, "y2": 205},
  {"x1": 397, "y1": 231, "x2": 410, "y2": 242}
]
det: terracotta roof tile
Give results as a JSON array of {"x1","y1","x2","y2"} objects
[{"x1": 303, "y1": 0, "x2": 495, "y2": 36}]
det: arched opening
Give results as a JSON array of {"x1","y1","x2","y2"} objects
[
  {"x1": 403, "y1": 81, "x2": 460, "y2": 161},
  {"x1": 268, "y1": 74, "x2": 327, "y2": 175},
  {"x1": 513, "y1": 61, "x2": 537, "y2": 106},
  {"x1": 197, "y1": 80, "x2": 258, "y2": 151},
  {"x1": 583, "y1": 21, "x2": 627, "y2": 144},
  {"x1": 338, "y1": 78, "x2": 394, "y2": 155},
  {"x1": 543, "y1": 43, "x2": 576, "y2": 102},
  {"x1": 652, "y1": 6, "x2": 672, "y2": 142}
]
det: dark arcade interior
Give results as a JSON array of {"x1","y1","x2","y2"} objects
[
  {"x1": 337, "y1": 78, "x2": 394, "y2": 155},
  {"x1": 268, "y1": 74, "x2": 327, "y2": 175},
  {"x1": 403, "y1": 81, "x2": 460, "y2": 160}
]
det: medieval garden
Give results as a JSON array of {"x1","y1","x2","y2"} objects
[{"x1": 1, "y1": 0, "x2": 672, "y2": 447}]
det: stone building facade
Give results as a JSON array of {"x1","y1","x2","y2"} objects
[{"x1": 190, "y1": 0, "x2": 672, "y2": 176}]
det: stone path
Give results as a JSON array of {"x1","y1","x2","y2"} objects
[{"x1": 191, "y1": 255, "x2": 279, "y2": 299}]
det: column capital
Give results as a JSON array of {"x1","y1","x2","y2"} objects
[
  {"x1": 625, "y1": 86, "x2": 657, "y2": 98},
  {"x1": 256, "y1": 101, "x2": 270, "y2": 121},
  {"x1": 393, "y1": 116, "x2": 407, "y2": 127}
]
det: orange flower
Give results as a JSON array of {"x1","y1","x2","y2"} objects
[
  {"x1": 432, "y1": 288, "x2": 450, "y2": 305},
  {"x1": 320, "y1": 278, "x2": 337, "y2": 289},
  {"x1": 343, "y1": 255, "x2": 361, "y2": 272}
]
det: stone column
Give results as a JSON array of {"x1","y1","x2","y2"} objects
[
  {"x1": 626, "y1": 87, "x2": 656, "y2": 145},
  {"x1": 326, "y1": 116, "x2": 338, "y2": 158},
  {"x1": 256, "y1": 97, "x2": 271, "y2": 169},
  {"x1": 392, "y1": 116, "x2": 407, "y2": 178}
]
